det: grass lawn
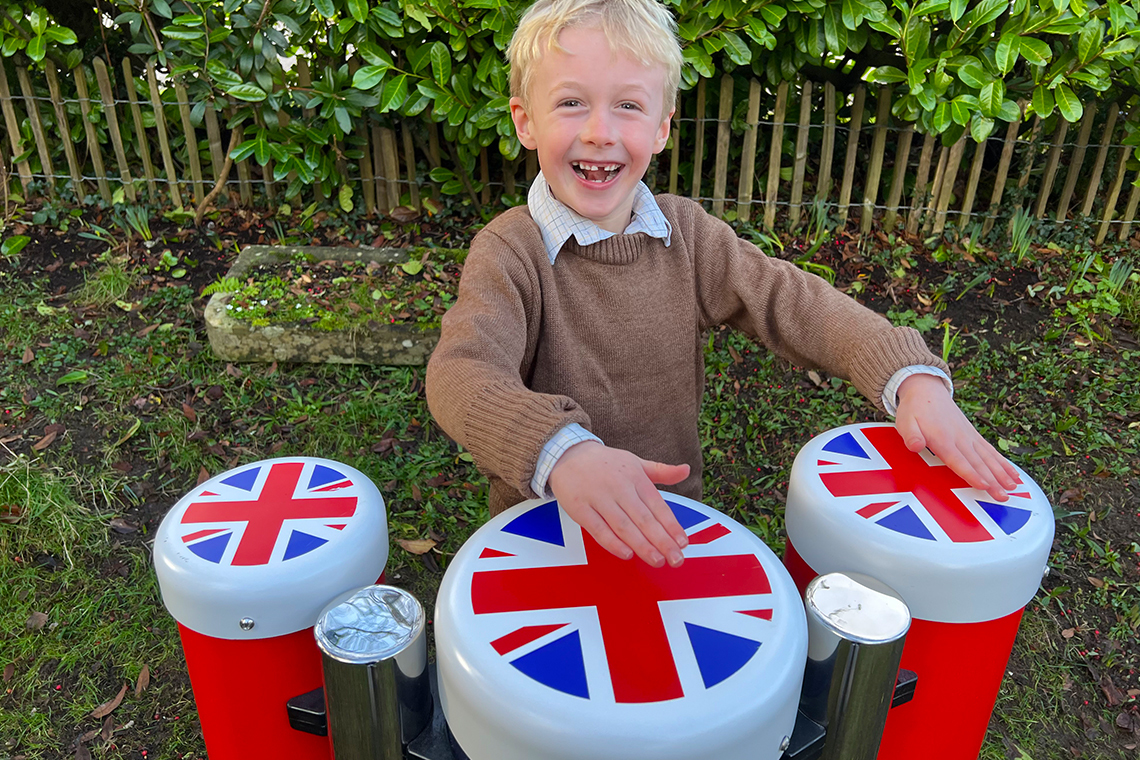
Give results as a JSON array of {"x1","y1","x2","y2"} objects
[{"x1": 1, "y1": 203, "x2": 1138, "y2": 759}]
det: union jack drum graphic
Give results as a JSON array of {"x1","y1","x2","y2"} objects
[
  {"x1": 154, "y1": 458, "x2": 388, "y2": 640},
  {"x1": 435, "y1": 494, "x2": 806, "y2": 760}
]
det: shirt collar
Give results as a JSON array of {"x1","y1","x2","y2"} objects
[{"x1": 526, "y1": 171, "x2": 672, "y2": 263}]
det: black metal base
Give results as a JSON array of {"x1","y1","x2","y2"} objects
[{"x1": 287, "y1": 661, "x2": 915, "y2": 760}]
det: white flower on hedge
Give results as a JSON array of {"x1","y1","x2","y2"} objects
[{"x1": 260, "y1": 300, "x2": 268, "y2": 306}]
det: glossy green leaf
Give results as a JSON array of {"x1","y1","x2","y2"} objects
[
  {"x1": 998, "y1": 100, "x2": 1022, "y2": 122},
  {"x1": 313, "y1": 0, "x2": 335, "y2": 18},
  {"x1": 868, "y1": 66, "x2": 907, "y2": 83},
  {"x1": 933, "y1": 101, "x2": 951, "y2": 132},
  {"x1": 26, "y1": 35, "x2": 46, "y2": 62},
  {"x1": 338, "y1": 184, "x2": 354, "y2": 212},
  {"x1": 379, "y1": 74, "x2": 409, "y2": 112},
  {"x1": 57, "y1": 371, "x2": 89, "y2": 385},
  {"x1": 353, "y1": 65, "x2": 388, "y2": 90},
  {"x1": 1077, "y1": 19, "x2": 1104, "y2": 64},
  {"x1": 227, "y1": 83, "x2": 267, "y2": 102},
  {"x1": 1020, "y1": 37, "x2": 1051, "y2": 66},
  {"x1": 347, "y1": 0, "x2": 368, "y2": 22},
  {"x1": 1055, "y1": 83, "x2": 1083, "y2": 122},
  {"x1": 957, "y1": 58, "x2": 988, "y2": 89},
  {"x1": 431, "y1": 41, "x2": 452, "y2": 87},
  {"x1": 949, "y1": 0, "x2": 967, "y2": 21},
  {"x1": 1031, "y1": 84, "x2": 1055, "y2": 117},
  {"x1": 43, "y1": 27, "x2": 78, "y2": 44},
  {"x1": 950, "y1": 99, "x2": 970, "y2": 125},
  {"x1": 720, "y1": 31, "x2": 751, "y2": 65},
  {"x1": 0, "y1": 235, "x2": 30, "y2": 257},
  {"x1": 996, "y1": 33, "x2": 1019, "y2": 74},
  {"x1": 760, "y1": 4, "x2": 786, "y2": 25},
  {"x1": 979, "y1": 80, "x2": 1003, "y2": 117}
]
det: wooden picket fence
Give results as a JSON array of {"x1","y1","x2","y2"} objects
[{"x1": 3, "y1": 55, "x2": 1140, "y2": 245}]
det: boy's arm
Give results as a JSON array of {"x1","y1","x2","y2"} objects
[
  {"x1": 680, "y1": 199, "x2": 1016, "y2": 500},
  {"x1": 425, "y1": 233, "x2": 591, "y2": 497}
]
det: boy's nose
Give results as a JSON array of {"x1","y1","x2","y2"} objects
[{"x1": 580, "y1": 110, "x2": 617, "y2": 147}]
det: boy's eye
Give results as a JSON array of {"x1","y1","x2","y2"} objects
[
  {"x1": 619, "y1": 102, "x2": 641, "y2": 110},
  {"x1": 559, "y1": 99, "x2": 582, "y2": 108}
]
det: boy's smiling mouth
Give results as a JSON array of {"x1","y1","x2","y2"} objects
[{"x1": 571, "y1": 161, "x2": 623, "y2": 183}]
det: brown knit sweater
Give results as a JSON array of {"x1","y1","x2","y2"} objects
[{"x1": 425, "y1": 194, "x2": 948, "y2": 516}]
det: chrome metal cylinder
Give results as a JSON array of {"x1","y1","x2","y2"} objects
[
  {"x1": 800, "y1": 572, "x2": 910, "y2": 760},
  {"x1": 315, "y1": 585, "x2": 432, "y2": 760}
]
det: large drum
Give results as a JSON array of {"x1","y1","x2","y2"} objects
[
  {"x1": 784, "y1": 423, "x2": 1054, "y2": 760},
  {"x1": 435, "y1": 494, "x2": 807, "y2": 760}
]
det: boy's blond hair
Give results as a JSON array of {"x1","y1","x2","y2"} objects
[{"x1": 507, "y1": 0, "x2": 683, "y2": 113}]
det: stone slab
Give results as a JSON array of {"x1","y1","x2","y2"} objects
[{"x1": 205, "y1": 245, "x2": 463, "y2": 366}]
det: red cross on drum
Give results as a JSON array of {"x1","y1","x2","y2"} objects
[
  {"x1": 783, "y1": 423, "x2": 1055, "y2": 760},
  {"x1": 434, "y1": 493, "x2": 807, "y2": 760},
  {"x1": 153, "y1": 458, "x2": 389, "y2": 760}
]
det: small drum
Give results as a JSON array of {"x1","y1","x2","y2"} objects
[
  {"x1": 784, "y1": 423, "x2": 1054, "y2": 760},
  {"x1": 154, "y1": 457, "x2": 388, "y2": 760},
  {"x1": 435, "y1": 494, "x2": 807, "y2": 760}
]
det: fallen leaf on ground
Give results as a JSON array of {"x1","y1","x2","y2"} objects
[
  {"x1": 197, "y1": 467, "x2": 210, "y2": 485},
  {"x1": 181, "y1": 402, "x2": 197, "y2": 423},
  {"x1": 77, "y1": 727, "x2": 100, "y2": 743},
  {"x1": 1101, "y1": 674, "x2": 1125, "y2": 706},
  {"x1": 411, "y1": 483, "x2": 423, "y2": 502},
  {"x1": 101, "y1": 715, "x2": 114, "y2": 741},
  {"x1": 0, "y1": 505, "x2": 23, "y2": 524},
  {"x1": 3, "y1": 663, "x2": 13, "y2": 682},
  {"x1": 727, "y1": 345, "x2": 743, "y2": 365},
  {"x1": 134, "y1": 665, "x2": 149, "y2": 697},
  {"x1": 90, "y1": 683, "x2": 127, "y2": 719},
  {"x1": 807, "y1": 370, "x2": 824, "y2": 387},
  {"x1": 1128, "y1": 689, "x2": 1140, "y2": 698},
  {"x1": 1061, "y1": 628, "x2": 1076, "y2": 639},
  {"x1": 21, "y1": 346, "x2": 33, "y2": 364},
  {"x1": 398, "y1": 539, "x2": 437, "y2": 555},
  {"x1": 26, "y1": 611, "x2": 48, "y2": 631},
  {"x1": 1058, "y1": 488, "x2": 1083, "y2": 504},
  {"x1": 32, "y1": 431, "x2": 57, "y2": 451},
  {"x1": 109, "y1": 518, "x2": 138, "y2": 535},
  {"x1": 74, "y1": 743, "x2": 92, "y2": 760},
  {"x1": 224, "y1": 363, "x2": 243, "y2": 378},
  {"x1": 1087, "y1": 576, "x2": 1105, "y2": 588}
]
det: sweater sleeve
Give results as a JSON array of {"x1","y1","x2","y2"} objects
[
  {"x1": 425, "y1": 228, "x2": 592, "y2": 497},
  {"x1": 677, "y1": 199, "x2": 949, "y2": 410}
]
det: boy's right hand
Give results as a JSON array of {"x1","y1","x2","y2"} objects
[{"x1": 547, "y1": 442, "x2": 691, "y2": 568}]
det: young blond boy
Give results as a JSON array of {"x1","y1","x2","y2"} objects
[{"x1": 426, "y1": 0, "x2": 1018, "y2": 570}]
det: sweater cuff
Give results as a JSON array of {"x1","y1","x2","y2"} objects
[{"x1": 846, "y1": 327, "x2": 949, "y2": 411}]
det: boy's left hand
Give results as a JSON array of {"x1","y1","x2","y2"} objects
[{"x1": 894, "y1": 374, "x2": 1020, "y2": 502}]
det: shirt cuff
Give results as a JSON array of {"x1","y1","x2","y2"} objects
[
  {"x1": 531, "y1": 423, "x2": 604, "y2": 497},
  {"x1": 882, "y1": 365, "x2": 954, "y2": 416}
]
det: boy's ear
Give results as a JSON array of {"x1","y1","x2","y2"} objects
[
  {"x1": 653, "y1": 106, "x2": 675, "y2": 154},
  {"x1": 510, "y1": 97, "x2": 539, "y2": 151}
]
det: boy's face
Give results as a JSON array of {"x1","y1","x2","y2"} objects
[{"x1": 510, "y1": 26, "x2": 674, "y2": 234}]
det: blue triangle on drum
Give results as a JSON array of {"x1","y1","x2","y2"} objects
[
  {"x1": 510, "y1": 630, "x2": 589, "y2": 699},
  {"x1": 284, "y1": 530, "x2": 328, "y2": 560},
  {"x1": 220, "y1": 467, "x2": 259, "y2": 491},
  {"x1": 978, "y1": 501, "x2": 1032, "y2": 535},
  {"x1": 503, "y1": 501, "x2": 565, "y2": 546},
  {"x1": 667, "y1": 501, "x2": 709, "y2": 530},
  {"x1": 876, "y1": 505, "x2": 936, "y2": 540},
  {"x1": 309, "y1": 464, "x2": 345, "y2": 490},
  {"x1": 187, "y1": 533, "x2": 231, "y2": 563},
  {"x1": 822, "y1": 431, "x2": 870, "y2": 459},
  {"x1": 685, "y1": 623, "x2": 761, "y2": 688}
]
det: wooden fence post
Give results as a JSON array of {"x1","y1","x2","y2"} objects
[
  {"x1": 837, "y1": 85, "x2": 865, "y2": 226},
  {"x1": 1117, "y1": 179, "x2": 1140, "y2": 242},
  {"x1": 906, "y1": 132, "x2": 936, "y2": 234},
  {"x1": 145, "y1": 61, "x2": 183, "y2": 208},
  {"x1": 121, "y1": 59, "x2": 159, "y2": 201},
  {"x1": 711, "y1": 74, "x2": 734, "y2": 217},
  {"x1": 883, "y1": 124, "x2": 913, "y2": 231},
  {"x1": 959, "y1": 128, "x2": 987, "y2": 229},
  {"x1": 763, "y1": 80, "x2": 788, "y2": 229},
  {"x1": 690, "y1": 78, "x2": 707, "y2": 201},
  {"x1": 932, "y1": 134, "x2": 966, "y2": 234},
  {"x1": 788, "y1": 80, "x2": 813, "y2": 228},
  {"x1": 93, "y1": 58, "x2": 136, "y2": 202},
  {"x1": 0, "y1": 57, "x2": 32, "y2": 193},
  {"x1": 175, "y1": 81, "x2": 206, "y2": 204},
  {"x1": 861, "y1": 85, "x2": 892, "y2": 234},
  {"x1": 371, "y1": 124, "x2": 387, "y2": 210},
  {"x1": 1096, "y1": 140, "x2": 1131, "y2": 245},
  {"x1": 15, "y1": 66, "x2": 55, "y2": 198},
  {"x1": 402, "y1": 123, "x2": 420, "y2": 209},
  {"x1": 1055, "y1": 103, "x2": 1096, "y2": 222},
  {"x1": 1034, "y1": 118, "x2": 1069, "y2": 219},
  {"x1": 72, "y1": 66, "x2": 112, "y2": 203},
  {"x1": 922, "y1": 144, "x2": 949, "y2": 235},
  {"x1": 381, "y1": 126, "x2": 400, "y2": 211},
  {"x1": 296, "y1": 57, "x2": 323, "y2": 203},
  {"x1": 203, "y1": 102, "x2": 228, "y2": 202},
  {"x1": 981, "y1": 102, "x2": 1025, "y2": 236},
  {"x1": 735, "y1": 79, "x2": 761, "y2": 224},
  {"x1": 44, "y1": 62, "x2": 85, "y2": 202},
  {"x1": 816, "y1": 82, "x2": 836, "y2": 203},
  {"x1": 1081, "y1": 103, "x2": 1118, "y2": 218}
]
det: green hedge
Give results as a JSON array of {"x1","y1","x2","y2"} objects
[{"x1": 3, "y1": 0, "x2": 1140, "y2": 203}]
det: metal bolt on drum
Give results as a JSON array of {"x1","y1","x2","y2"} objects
[{"x1": 315, "y1": 585, "x2": 433, "y2": 760}]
